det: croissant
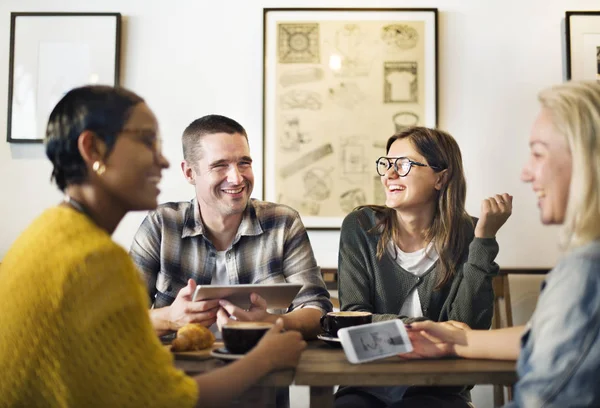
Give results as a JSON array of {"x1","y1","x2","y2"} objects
[{"x1": 171, "y1": 323, "x2": 216, "y2": 352}]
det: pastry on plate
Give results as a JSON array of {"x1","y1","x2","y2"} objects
[{"x1": 171, "y1": 323, "x2": 215, "y2": 352}]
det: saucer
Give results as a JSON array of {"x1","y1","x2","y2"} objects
[
  {"x1": 210, "y1": 347, "x2": 245, "y2": 361},
  {"x1": 317, "y1": 334, "x2": 342, "y2": 348}
]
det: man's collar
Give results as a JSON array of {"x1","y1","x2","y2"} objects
[{"x1": 182, "y1": 198, "x2": 264, "y2": 239}]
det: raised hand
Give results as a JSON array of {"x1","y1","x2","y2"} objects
[
  {"x1": 475, "y1": 193, "x2": 513, "y2": 238},
  {"x1": 167, "y1": 279, "x2": 220, "y2": 330}
]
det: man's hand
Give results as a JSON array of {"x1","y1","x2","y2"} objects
[
  {"x1": 167, "y1": 279, "x2": 220, "y2": 330},
  {"x1": 401, "y1": 320, "x2": 470, "y2": 359},
  {"x1": 475, "y1": 193, "x2": 513, "y2": 238},
  {"x1": 216, "y1": 293, "x2": 271, "y2": 330}
]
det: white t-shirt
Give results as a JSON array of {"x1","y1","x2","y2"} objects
[
  {"x1": 209, "y1": 251, "x2": 229, "y2": 339},
  {"x1": 210, "y1": 251, "x2": 229, "y2": 285},
  {"x1": 387, "y1": 241, "x2": 439, "y2": 317}
]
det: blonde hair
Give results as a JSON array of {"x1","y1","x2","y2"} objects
[{"x1": 538, "y1": 81, "x2": 600, "y2": 249}]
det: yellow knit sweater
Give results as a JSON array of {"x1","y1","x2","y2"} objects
[{"x1": 0, "y1": 207, "x2": 198, "y2": 407}]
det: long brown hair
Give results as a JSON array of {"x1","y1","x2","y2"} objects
[{"x1": 366, "y1": 127, "x2": 473, "y2": 289}]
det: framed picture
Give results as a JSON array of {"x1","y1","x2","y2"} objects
[
  {"x1": 6, "y1": 12, "x2": 121, "y2": 143},
  {"x1": 263, "y1": 8, "x2": 438, "y2": 229},
  {"x1": 566, "y1": 11, "x2": 600, "y2": 80}
]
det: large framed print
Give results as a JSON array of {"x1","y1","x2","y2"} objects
[
  {"x1": 7, "y1": 12, "x2": 121, "y2": 143},
  {"x1": 263, "y1": 8, "x2": 438, "y2": 229},
  {"x1": 566, "y1": 11, "x2": 600, "y2": 80}
]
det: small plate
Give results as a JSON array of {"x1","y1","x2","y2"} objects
[
  {"x1": 317, "y1": 334, "x2": 342, "y2": 348},
  {"x1": 210, "y1": 347, "x2": 245, "y2": 361}
]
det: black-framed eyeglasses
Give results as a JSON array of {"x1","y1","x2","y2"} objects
[{"x1": 375, "y1": 156, "x2": 442, "y2": 177}]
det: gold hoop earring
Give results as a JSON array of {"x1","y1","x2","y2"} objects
[{"x1": 92, "y1": 161, "x2": 106, "y2": 176}]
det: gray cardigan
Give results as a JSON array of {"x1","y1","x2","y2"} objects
[{"x1": 338, "y1": 207, "x2": 500, "y2": 330}]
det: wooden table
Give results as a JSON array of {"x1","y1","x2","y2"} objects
[
  {"x1": 172, "y1": 341, "x2": 517, "y2": 408},
  {"x1": 296, "y1": 343, "x2": 517, "y2": 408}
]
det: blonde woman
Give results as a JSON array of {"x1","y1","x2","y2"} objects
[
  {"x1": 336, "y1": 127, "x2": 512, "y2": 407},
  {"x1": 404, "y1": 81, "x2": 600, "y2": 408}
]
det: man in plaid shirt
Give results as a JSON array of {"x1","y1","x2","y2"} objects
[{"x1": 130, "y1": 114, "x2": 332, "y2": 340}]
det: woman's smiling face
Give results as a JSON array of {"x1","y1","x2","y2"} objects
[{"x1": 521, "y1": 108, "x2": 572, "y2": 225}]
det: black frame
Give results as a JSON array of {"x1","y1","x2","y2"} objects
[
  {"x1": 6, "y1": 12, "x2": 121, "y2": 143},
  {"x1": 262, "y1": 8, "x2": 439, "y2": 230},
  {"x1": 565, "y1": 11, "x2": 600, "y2": 80}
]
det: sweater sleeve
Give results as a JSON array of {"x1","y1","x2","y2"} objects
[
  {"x1": 63, "y1": 245, "x2": 198, "y2": 407},
  {"x1": 442, "y1": 237, "x2": 499, "y2": 329}
]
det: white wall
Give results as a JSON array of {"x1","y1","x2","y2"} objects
[{"x1": 2, "y1": 0, "x2": 596, "y2": 267}]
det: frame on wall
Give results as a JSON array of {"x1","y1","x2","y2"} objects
[
  {"x1": 566, "y1": 11, "x2": 600, "y2": 80},
  {"x1": 263, "y1": 8, "x2": 438, "y2": 229},
  {"x1": 6, "y1": 12, "x2": 121, "y2": 143}
]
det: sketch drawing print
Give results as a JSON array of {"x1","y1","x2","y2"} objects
[
  {"x1": 303, "y1": 168, "x2": 332, "y2": 201},
  {"x1": 374, "y1": 175, "x2": 386, "y2": 205},
  {"x1": 278, "y1": 195, "x2": 320, "y2": 216},
  {"x1": 339, "y1": 188, "x2": 367, "y2": 213},
  {"x1": 372, "y1": 140, "x2": 386, "y2": 150},
  {"x1": 333, "y1": 24, "x2": 373, "y2": 77},
  {"x1": 280, "y1": 143, "x2": 334, "y2": 179},
  {"x1": 265, "y1": 9, "x2": 437, "y2": 227},
  {"x1": 393, "y1": 112, "x2": 419, "y2": 132},
  {"x1": 278, "y1": 23, "x2": 320, "y2": 64},
  {"x1": 280, "y1": 67, "x2": 324, "y2": 87},
  {"x1": 384, "y1": 61, "x2": 418, "y2": 103},
  {"x1": 328, "y1": 82, "x2": 366, "y2": 109},
  {"x1": 281, "y1": 117, "x2": 311, "y2": 151},
  {"x1": 381, "y1": 24, "x2": 419, "y2": 50},
  {"x1": 341, "y1": 137, "x2": 367, "y2": 177},
  {"x1": 281, "y1": 90, "x2": 322, "y2": 110}
]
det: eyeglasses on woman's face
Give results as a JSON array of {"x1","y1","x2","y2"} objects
[{"x1": 375, "y1": 156, "x2": 441, "y2": 177}]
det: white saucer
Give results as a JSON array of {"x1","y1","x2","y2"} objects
[
  {"x1": 317, "y1": 334, "x2": 342, "y2": 348},
  {"x1": 210, "y1": 347, "x2": 245, "y2": 361}
]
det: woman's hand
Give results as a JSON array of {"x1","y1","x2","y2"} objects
[
  {"x1": 248, "y1": 318, "x2": 306, "y2": 370},
  {"x1": 400, "y1": 320, "x2": 470, "y2": 359},
  {"x1": 475, "y1": 193, "x2": 513, "y2": 238}
]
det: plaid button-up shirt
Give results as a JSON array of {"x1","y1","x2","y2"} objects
[{"x1": 130, "y1": 198, "x2": 332, "y2": 314}]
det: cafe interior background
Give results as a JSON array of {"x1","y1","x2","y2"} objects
[{"x1": 0, "y1": 0, "x2": 597, "y2": 406}]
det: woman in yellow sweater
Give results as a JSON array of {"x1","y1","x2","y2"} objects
[{"x1": 0, "y1": 85, "x2": 306, "y2": 407}]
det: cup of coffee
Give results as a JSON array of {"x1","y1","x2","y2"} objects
[
  {"x1": 222, "y1": 321, "x2": 273, "y2": 354},
  {"x1": 320, "y1": 311, "x2": 373, "y2": 337}
]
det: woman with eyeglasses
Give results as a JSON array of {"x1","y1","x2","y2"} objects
[
  {"x1": 335, "y1": 127, "x2": 512, "y2": 408},
  {"x1": 0, "y1": 85, "x2": 306, "y2": 407}
]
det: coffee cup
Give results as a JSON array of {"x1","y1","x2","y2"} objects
[
  {"x1": 320, "y1": 311, "x2": 372, "y2": 337},
  {"x1": 222, "y1": 321, "x2": 273, "y2": 355}
]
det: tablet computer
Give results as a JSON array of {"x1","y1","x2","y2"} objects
[{"x1": 191, "y1": 283, "x2": 303, "y2": 310}]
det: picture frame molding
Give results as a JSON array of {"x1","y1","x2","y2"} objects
[
  {"x1": 262, "y1": 7, "x2": 438, "y2": 230},
  {"x1": 565, "y1": 10, "x2": 600, "y2": 80}
]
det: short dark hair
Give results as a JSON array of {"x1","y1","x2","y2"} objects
[
  {"x1": 182, "y1": 114, "x2": 248, "y2": 164},
  {"x1": 45, "y1": 85, "x2": 144, "y2": 191}
]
